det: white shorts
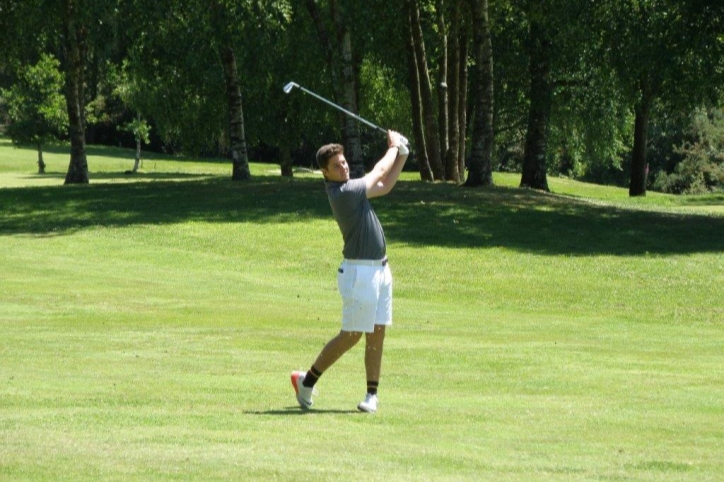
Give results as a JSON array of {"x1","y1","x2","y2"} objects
[{"x1": 336, "y1": 259, "x2": 392, "y2": 333}]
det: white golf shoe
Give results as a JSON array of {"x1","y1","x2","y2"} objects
[
  {"x1": 357, "y1": 393, "x2": 378, "y2": 413},
  {"x1": 291, "y1": 371, "x2": 314, "y2": 409}
]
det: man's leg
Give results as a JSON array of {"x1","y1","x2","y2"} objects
[
  {"x1": 358, "y1": 325, "x2": 385, "y2": 413},
  {"x1": 312, "y1": 330, "x2": 363, "y2": 373},
  {"x1": 364, "y1": 325, "x2": 386, "y2": 391},
  {"x1": 367, "y1": 264, "x2": 391, "y2": 393},
  {"x1": 292, "y1": 330, "x2": 362, "y2": 409}
]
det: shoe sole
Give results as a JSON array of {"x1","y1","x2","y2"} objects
[{"x1": 357, "y1": 403, "x2": 376, "y2": 414}]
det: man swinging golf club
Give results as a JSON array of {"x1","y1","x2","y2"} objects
[{"x1": 291, "y1": 130, "x2": 409, "y2": 413}]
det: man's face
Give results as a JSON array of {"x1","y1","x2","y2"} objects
[{"x1": 322, "y1": 153, "x2": 350, "y2": 182}]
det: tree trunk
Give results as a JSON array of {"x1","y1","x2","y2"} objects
[
  {"x1": 464, "y1": 0, "x2": 494, "y2": 187},
  {"x1": 519, "y1": 2, "x2": 551, "y2": 192},
  {"x1": 629, "y1": 83, "x2": 651, "y2": 197},
  {"x1": 37, "y1": 143, "x2": 46, "y2": 174},
  {"x1": 406, "y1": 4, "x2": 434, "y2": 181},
  {"x1": 133, "y1": 137, "x2": 141, "y2": 172},
  {"x1": 339, "y1": 29, "x2": 363, "y2": 178},
  {"x1": 445, "y1": 0, "x2": 461, "y2": 183},
  {"x1": 63, "y1": 0, "x2": 89, "y2": 185},
  {"x1": 410, "y1": 0, "x2": 445, "y2": 180},
  {"x1": 209, "y1": 0, "x2": 250, "y2": 181},
  {"x1": 457, "y1": 21, "x2": 469, "y2": 181},
  {"x1": 304, "y1": 0, "x2": 362, "y2": 177},
  {"x1": 304, "y1": 0, "x2": 341, "y2": 88},
  {"x1": 279, "y1": 128, "x2": 293, "y2": 177},
  {"x1": 219, "y1": 44, "x2": 251, "y2": 181},
  {"x1": 436, "y1": 0, "x2": 450, "y2": 179}
]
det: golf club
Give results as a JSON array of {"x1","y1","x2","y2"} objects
[{"x1": 283, "y1": 81, "x2": 409, "y2": 146}]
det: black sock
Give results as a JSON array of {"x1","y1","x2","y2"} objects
[
  {"x1": 367, "y1": 380, "x2": 379, "y2": 396},
  {"x1": 303, "y1": 366, "x2": 322, "y2": 388}
]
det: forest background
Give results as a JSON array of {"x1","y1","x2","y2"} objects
[{"x1": 1, "y1": 0, "x2": 723, "y2": 196}]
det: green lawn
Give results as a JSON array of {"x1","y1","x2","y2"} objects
[{"x1": 1, "y1": 139, "x2": 723, "y2": 481}]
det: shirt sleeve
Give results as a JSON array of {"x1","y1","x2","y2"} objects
[{"x1": 342, "y1": 178, "x2": 367, "y2": 200}]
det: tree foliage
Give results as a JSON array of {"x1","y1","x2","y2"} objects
[
  {"x1": 1, "y1": 54, "x2": 68, "y2": 173},
  {"x1": 589, "y1": 0, "x2": 724, "y2": 195},
  {"x1": 653, "y1": 106, "x2": 724, "y2": 194},
  {"x1": 0, "y1": 0, "x2": 722, "y2": 193}
]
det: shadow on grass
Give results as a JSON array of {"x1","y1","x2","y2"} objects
[
  {"x1": 677, "y1": 193, "x2": 724, "y2": 206},
  {"x1": 0, "y1": 176, "x2": 722, "y2": 256},
  {"x1": 386, "y1": 182, "x2": 724, "y2": 256},
  {"x1": 245, "y1": 407, "x2": 360, "y2": 415}
]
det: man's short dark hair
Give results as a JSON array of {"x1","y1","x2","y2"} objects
[{"x1": 316, "y1": 143, "x2": 344, "y2": 170}]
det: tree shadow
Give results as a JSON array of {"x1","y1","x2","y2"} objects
[
  {"x1": 0, "y1": 176, "x2": 721, "y2": 256},
  {"x1": 382, "y1": 182, "x2": 724, "y2": 256},
  {"x1": 0, "y1": 177, "x2": 330, "y2": 235},
  {"x1": 677, "y1": 193, "x2": 724, "y2": 206}
]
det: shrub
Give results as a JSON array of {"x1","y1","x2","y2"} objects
[{"x1": 653, "y1": 106, "x2": 724, "y2": 194}]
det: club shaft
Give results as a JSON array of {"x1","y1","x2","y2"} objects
[{"x1": 295, "y1": 85, "x2": 387, "y2": 135}]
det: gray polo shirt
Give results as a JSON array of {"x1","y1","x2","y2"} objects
[{"x1": 325, "y1": 178, "x2": 386, "y2": 260}]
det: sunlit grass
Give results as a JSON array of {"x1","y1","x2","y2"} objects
[
  {"x1": 1, "y1": 138, "x2": 723, "y2": 481},
  {"x1": 0, "y1": 137, "x2": 321, "y2": 187}
]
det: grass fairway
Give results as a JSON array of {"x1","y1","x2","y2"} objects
[{"x1": 1, "y1": 138, "x2": 723, "y2": 481}]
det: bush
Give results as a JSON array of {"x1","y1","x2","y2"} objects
[{"x1": 653, "y1": 106, "x2": 724, "y2": 194}]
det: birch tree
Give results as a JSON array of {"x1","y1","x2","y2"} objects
[{"x1": 464, "y1": 0, "x2": 495, "y2": 187}]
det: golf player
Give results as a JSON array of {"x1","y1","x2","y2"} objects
[{"x1": 291, "y1": 130, "x2": 409, "y2": 413}]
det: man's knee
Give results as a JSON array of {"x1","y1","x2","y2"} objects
[
  {"x1": 340, "y1": 330, "x2": 363, "y2": 344},
  {"x1": 365, "y1": 325, "x2": 385, "y2": 343},
  {"x1": 369, "y1": 325, "x2": 386, "y2": 336}
]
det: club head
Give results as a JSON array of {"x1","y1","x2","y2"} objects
[{"x1": 283, "y1": 82, "x2": 299, "y2": 94}]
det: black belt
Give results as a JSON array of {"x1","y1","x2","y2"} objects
[{"x1": 344, "y1": 257, "x2": 388, "y2": 266}]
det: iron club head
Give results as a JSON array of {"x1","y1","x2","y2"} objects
[{"x1": 283, "y1": 82, "x2": 299, "y2": 94}]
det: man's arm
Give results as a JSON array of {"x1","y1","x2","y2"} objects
[{"x1": 364, "y1": 131, "x2": 410, "y2": 198}]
